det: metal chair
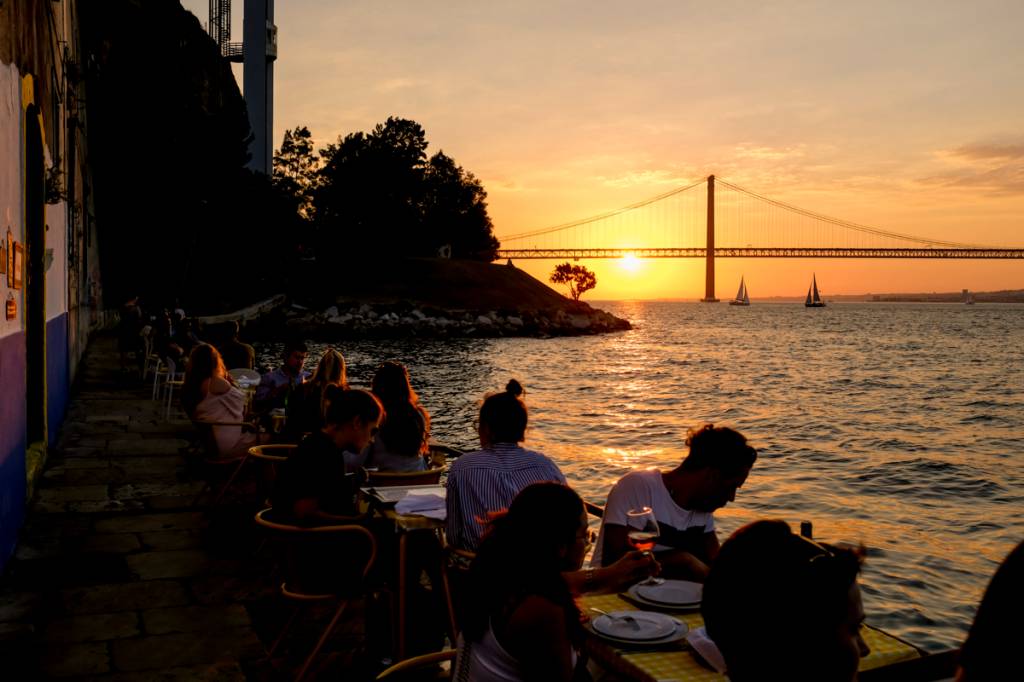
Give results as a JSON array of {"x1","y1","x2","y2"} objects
[
  {"x1": 363, "y1": 466, "x2": 444, "y2": 488},
  {"x1": 163, "y1": 357, "x2": 186, "y2": 419},
  {"x1": 375, "y1": 650, "x2": 455, "y2": 681},
  {"x1": 254, "y1": 508, "x2": 377, "y2": 682},
  {"x1": 189, "y1": 420, "x2": 267, "y2": 508}
]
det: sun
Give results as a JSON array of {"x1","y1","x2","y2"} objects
[{"x1": 619, "y1": 252, "x2": 643, "y2": 272}]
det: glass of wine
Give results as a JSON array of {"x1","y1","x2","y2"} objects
[
  {"x1": 627, "y1": 507, "x2": 661, "y2": 585},
  {"x1": 627, "y1": 507, "x2": 660, "y2": 553}
]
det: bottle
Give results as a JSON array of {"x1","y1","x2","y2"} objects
[{"x1": 800, "y1": 520, "x2": 813, "y2": 539}]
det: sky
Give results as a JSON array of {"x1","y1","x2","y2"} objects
[{"x1": 181, "y1": 1, "x2": 1023, "y2": 299}]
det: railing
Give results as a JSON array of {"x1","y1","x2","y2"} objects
[{"x1": 497, "y1": 247, "x2": 1024, "y2": 259}]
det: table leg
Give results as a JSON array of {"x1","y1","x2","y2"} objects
[{"x1": 398, "y1": 531, "x2": 408, "y2": 660}]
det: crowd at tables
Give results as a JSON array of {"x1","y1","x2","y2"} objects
[{"x1": 122, "y1": 307, "x2": 1013, "y2": 680}]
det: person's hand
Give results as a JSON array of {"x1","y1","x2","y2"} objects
[{"x1": 607, "y1": 550, "x2": 661, "y2": 589}]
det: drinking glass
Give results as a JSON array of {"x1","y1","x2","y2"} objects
[{"x1": 627, "y1": 507, "x2": 661, "y2": 585}]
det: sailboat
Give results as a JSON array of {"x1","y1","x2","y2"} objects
[
  {"x1": 963, "y1": 290, "x2": 975, "y2": 305},
  {"x1": 729, "y1": 276, "x2": 750, "y2": 306},
  {"x1": 805, "y1": 274, "x2": 826, "y2": 307}
]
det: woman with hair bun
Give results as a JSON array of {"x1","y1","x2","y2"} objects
[{"x1": 445, "y1": 380, "x2": 566, "y2": 551}]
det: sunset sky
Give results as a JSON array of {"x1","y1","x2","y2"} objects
[{"x1": 182, "y1": 1, "x2": 1023, "y2": 299}]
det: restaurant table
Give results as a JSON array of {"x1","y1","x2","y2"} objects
[
  {"x1": 580, "y1": 593, "x2": 920, "y2": 682},
  {"x1": 361, "y1": 484, "x2": 447, "y2": 660}
]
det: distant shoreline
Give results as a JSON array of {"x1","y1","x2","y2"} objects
[{"x1": 607, "y1": 288, "x2": 1024, "y2": 304}]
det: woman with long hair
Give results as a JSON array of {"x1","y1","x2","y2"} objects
[
  {"x1": 182, "y1": 344, "x2": 264, "y2": 459},
  {"x1": 285, "y1": 348, "x2": 348, "y2": 439},
  {"x1": 455, "y1": 482, "x2": 591, "y2": 682},
  {"x1": 364, "y1": 361, "x2": 430, "y2": 472}
]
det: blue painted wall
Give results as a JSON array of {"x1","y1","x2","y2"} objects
[
  {"x1": 0, "y1": 331, "x2": 28, "y2": 566},
  {"x1": 46, "y1": 313, "x2": 69, "y2": 445}
]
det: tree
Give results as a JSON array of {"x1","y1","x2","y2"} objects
[
  {"x1": 550, "y1": 262, "x2": 597, "y2": 302},
  {"x1": 273, "y1": 126, "x2": 319, "y2": 221},
  {"x1": 313, "y1": 117, "x2": 500, "y2": 261}
]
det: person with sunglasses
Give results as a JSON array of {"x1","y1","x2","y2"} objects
[
  {"x1": 272, "y1": 386, "x2": 384, "y2": 522},
  {"x1": 700, "y1": 520, "x2": 870, "y2": 682}
]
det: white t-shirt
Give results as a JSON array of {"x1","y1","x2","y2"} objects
[{"x1": 591, "y1": 468, "x2": 715, "y2": 567}]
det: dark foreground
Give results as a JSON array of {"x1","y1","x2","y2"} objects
[{"x1": 0, "y1": 334, "x2": 377, "y2": 680}]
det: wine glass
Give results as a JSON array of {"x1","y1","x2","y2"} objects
[{"x1": 627, "y1": 507, "x2": 662, "y2": 585}]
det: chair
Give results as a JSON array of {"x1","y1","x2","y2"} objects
[
  {"x1": 140, "y1": 327, "x2": 160, "y2": 381},
  {"x1": 426, "y1": 443, "x2": 464, "y2": 469},
  {"x1": 439, "y1": 547, "x2": 476, "y2": 646},
  {"x1": 190, "y1": 420, "x2": 266, "y2": 508},
  {"x1": 254, "y1": 508, "x2": 377, "y2": 682},
  {"x1": 363, "y1": 466, "x2": 444, "y2": 488},
  {"x1": 163, "y1": 357, "x2": 186, "y2": 419},
  {"x1": 376, "y1": 650, "x2": 456, "y2": 681}
]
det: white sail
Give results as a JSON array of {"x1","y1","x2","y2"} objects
[
  {"x1": 812, "y1": 274, "x2": 821, "y2": 303},
  {"x1": 742, "y1": 281, "x2": 750, "y2": 304},
  {"x1": 734, "y1": 277, "x2": 746, "y2": 302}
]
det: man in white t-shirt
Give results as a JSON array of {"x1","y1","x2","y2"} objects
[{"x1": 592, "y1": 424, "x2": 757, "y2": 581}]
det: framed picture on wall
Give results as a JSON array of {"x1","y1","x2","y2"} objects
[
  {"x1": 5, "y1": 231, "x2": 12, "y2": 286},
  {"x1": 12, "y1": 240, "x2": 24, "y2": 290}
]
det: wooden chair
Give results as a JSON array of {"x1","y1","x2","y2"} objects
[
  {"x1": 376, "y1": 650, "x2": 456, "y2": 681},
  {"x1": 254, "y1": 508, "x2": 377, "y2": 682},
  {"x1": 439, "y1": 547, "x2": 475, "y2": 646},
  {"x1": 363, "y1": 466, "x2": 444, "y2": 488}
]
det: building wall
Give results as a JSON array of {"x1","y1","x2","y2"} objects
[{"x1": 0, "y1": 0, "x2": 97, "y2": 570}]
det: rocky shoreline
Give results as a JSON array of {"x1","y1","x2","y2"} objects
[{"x1": 243, "y1": 299, "x2": 631, "y2": 340}]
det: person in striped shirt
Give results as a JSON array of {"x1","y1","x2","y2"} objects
[
  {"x1": 446, "y1": 380, "x2": 659, "y2": 595},
  {"x1": 446, "y1": 379, "x2": 564, "y2": 552}
]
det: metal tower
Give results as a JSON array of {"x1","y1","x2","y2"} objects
[
  {"x1": 206, "y1": 0, "x2": 276, "y2": 174},
  {"x1": 243, "y1": 0, "x2": 277, "y2": 175}
]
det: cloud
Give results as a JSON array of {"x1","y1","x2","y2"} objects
[
  {"x1": 374, "y1": 77, "x2": 422, "y2": 93},
  {"x1": 946, "y1": 143, "x2": 1024, "y2": 162},
  {"x1": 923, "y1": 139, "x2": 1024, "y2": 195}
]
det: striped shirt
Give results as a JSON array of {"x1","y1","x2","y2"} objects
[{"x1": 445, "y1": 443, "x2": 566, "y2": 551}]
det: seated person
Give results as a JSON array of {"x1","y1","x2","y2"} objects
[
  {"x1": 181, "y1": 344, "x2": 265, "y2": 459},
  {"x1": 364, "y1": 361, "x2": 430, "y2": 472},
  {"x1": 445, "y1": 380, "x2": 566, "y2": 551},
  {"x1": 285, "y1": 348, "x2": 348, "y2": 440},
  {"x1": 218, "y1": 320, "x2": 256, "y2": 370},
  {"x1": 170, "y1": 317, "x2": 203, "y2": 359},
  {"x1": 592, "y1": 423, "x2": 757, "y2": 581},
  {"x1": 956, "y1": 539, "x2": 1024, "y2": 681},
  {"x1": 153, "y1": 309, "x2": 185, "y2": 364},
  {"x1": 701, "y1": 520, "x2": 869, "y2": 682},
  {"x1": 255, "y1": 339, "x2": 309, "y2": 412},
  {"x1": 272, "y1": 387, "x2": 384, "y2": 522},
  {"x1": 455, "y1": 483, "x2": 593, "y2": 682}
]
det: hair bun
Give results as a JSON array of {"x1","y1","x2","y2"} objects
[{"x1": 505, "y1": 379, "x2": 524, "y2": 397}]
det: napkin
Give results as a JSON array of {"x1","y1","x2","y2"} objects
[
  {"x1": 395, "y1": 493, "x2": 446, "y2": 516},
  {"x1": 685, "y1": 627, "x2": 728, "y2": 674}
]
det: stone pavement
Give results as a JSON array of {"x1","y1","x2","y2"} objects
[{"x1": 0, "y1": 334, "x2": 376, "y2": 680}]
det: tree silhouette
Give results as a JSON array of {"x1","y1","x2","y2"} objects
[
  {"x1": 273, "y1": 126, "x2": 319, "y2": 221},
  {"x1": 311, "y1": 117, "x2": 499, "y2": 261},
  {"x1": 550, "y1": 262, "x2": 597, "y2": 301}
]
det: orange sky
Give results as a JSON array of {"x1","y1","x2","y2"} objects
[{"x1": 181, "y1": 1, "x2": 1024, "y2": 298}]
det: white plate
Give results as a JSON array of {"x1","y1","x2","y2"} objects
[
  {"x1": 635, "y1": 579, "x2": 703, "y2": 606},
  {"x1": 589, "y1": 617, "x2": 689, "y2": 646},
  {"x1": 625, "y1": 584, "x2": 701, "y2": 611},
  {"x1": 592, "y1": 611, "x2": 676, "y2": 640}
]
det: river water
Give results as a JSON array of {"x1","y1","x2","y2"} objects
[{"x1": 255, "y1": 301, "x2": 1024, "y2": 653}]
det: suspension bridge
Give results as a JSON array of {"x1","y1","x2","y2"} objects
[{"x1": 495, "y1": 175, "x2": 1024, "y2": 301}]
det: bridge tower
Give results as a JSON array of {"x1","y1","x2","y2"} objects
[{"x1": 700, "y1": 174, "x2": 719, "y2": 302}]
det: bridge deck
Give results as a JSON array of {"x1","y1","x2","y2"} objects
[{"x1": 496, "y1": 247, "x2": 1024, "y2": 259}]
